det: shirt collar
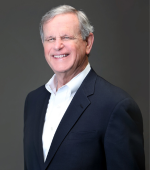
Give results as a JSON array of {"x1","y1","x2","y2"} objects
[
  {"x1": 45, "y1": 63, "x2": 91, "y2": 95},
  {"x1": 66, "y1": 63, "x2": 91, "y2": 95}
]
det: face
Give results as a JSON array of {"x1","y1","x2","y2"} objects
[{"x1": 42, "y1": 13, "x2": 93, "y2": 77}]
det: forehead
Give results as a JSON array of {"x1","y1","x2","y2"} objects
[{"x1": 43, "y1": 13, "x2": 80, "y2": 36}]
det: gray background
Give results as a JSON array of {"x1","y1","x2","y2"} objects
[{"x1": 0, "y1": 0, "x2": 149, "y2": 169}]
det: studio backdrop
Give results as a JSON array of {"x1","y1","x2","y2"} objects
[{"x1": 0, "y1": 0, "x2": 149, "y2": 170}]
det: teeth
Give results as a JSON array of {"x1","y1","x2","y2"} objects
[{"x1": 53, "y1": 54, "x2": 67, "y2": 58}]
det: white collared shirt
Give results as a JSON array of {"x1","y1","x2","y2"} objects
[{"x1": 42, "y1": 63, "x2": 91, "y2": 161}]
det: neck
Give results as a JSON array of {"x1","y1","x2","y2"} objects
[{"x1": 55, "y1": 60, "x2": 88, "y2": 91}]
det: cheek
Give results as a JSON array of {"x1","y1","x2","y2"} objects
[
  {"x1": 76, "y1": 46, "x2": 86, "y2": 58},
  {"x1": 43, "y1": 44, "x2": 50, "y2": 55},
  {"x1": 69, "y1": 43, "x2": 80, "y2": 55},
  {"x1": 43, "y1": 46, "x2": 51, "y2": 64}
]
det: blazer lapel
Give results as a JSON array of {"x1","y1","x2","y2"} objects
[
  {"x1": 44, "y1": 69, "x2": 97, "y2": 170},
  {"x1": 34, "y1": 87, "x2": 50, "y2": 169}
]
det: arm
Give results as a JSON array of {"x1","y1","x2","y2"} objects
[
  {"x1": 104, "y1": 98, "x2": 145, "y2": 170},
  {"x1": 23, "y1": 94, "x2": 29, "y2": 170}
]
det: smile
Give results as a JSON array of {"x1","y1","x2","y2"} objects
[{"x1": 53, "y1": 54, "x2": 68, "y2": 58}]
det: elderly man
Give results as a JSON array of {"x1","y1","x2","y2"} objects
[{"x1": 24, "y1": 5, "x2": 145, "y2": 170}]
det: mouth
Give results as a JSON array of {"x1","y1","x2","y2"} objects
[{"x1": 52, "y1": 54, "x2": 69, "y2": 59}]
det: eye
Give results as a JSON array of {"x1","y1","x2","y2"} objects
[
  {"x1": 49, "y1": 38, "x2": 55, "y2": 41},
  {"x1": 45, "y1": 37, "x2": 55, "y2": 42},
  {"x1": 61, "y1": 36, "x2": 74, "y2": 41},
  {"x1": 62, "y1": 36, "x2": 71, "y2": 40}
]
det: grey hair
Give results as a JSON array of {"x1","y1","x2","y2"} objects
[{"x1": 40, "y1": 5, "x2": 94, "y2": 42}]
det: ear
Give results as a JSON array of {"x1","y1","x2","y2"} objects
[{"x1": 85, "y1": 33, "x2": 94, "y2": 55}]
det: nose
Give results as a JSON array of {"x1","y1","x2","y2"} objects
[{"x1": 54, "y1": 38, "x2": 64, "y2": 51}]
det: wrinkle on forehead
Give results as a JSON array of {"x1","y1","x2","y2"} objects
[{"x1": 43, "y1": 13, "x2": 81, "y2": 39}]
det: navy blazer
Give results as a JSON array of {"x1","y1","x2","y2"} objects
[{"x1": 24, "y1": 69, "x2": 145, "y2": 170}]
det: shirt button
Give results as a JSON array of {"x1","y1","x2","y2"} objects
[
  {"x1": 51, "y1": 127, "x2": 53, "y2": 130},
  {"x1": 57, "y1": 105, "x2": 61, "y2": 108}
]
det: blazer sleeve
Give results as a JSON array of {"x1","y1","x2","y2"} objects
[
  {"x1": 24, "y1": 94, "x2": 29, "y2": 170},
  {"x1": 104, "y1": 98, "x2": 145, "y2": 170}
]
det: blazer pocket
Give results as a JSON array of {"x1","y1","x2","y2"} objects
[{"x1": 68, "y1": 131, "x2": 98, "y2": 140}]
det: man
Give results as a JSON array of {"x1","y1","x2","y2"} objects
[{"x1": 24, "y1": 5, "x2": 145, "y2": 170}]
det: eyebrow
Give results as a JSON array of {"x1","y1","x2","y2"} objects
[
  {"x1": 45, "y1": 36, "x2": 55, "y2": 39},
  {"x1": 46, "y1": 33, "x2": 74, "y2": 37}
]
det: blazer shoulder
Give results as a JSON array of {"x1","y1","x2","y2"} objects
[
  {"x1": 25, "y1": 85, "x2": 48, "y2": 102},
  {"x1": 94, "y1": 74, "x2": 143, "y2": 129},
  {"x1": 95, "y1": 74, "x2": 134, "y2": 103},
  {"x1": 24, "y1": 85, "x2": 49, "y2": 120},
  {"x1": 84, "y1": 68, "x2": 133, "y2": 103}
]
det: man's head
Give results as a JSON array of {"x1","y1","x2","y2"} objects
[
  {"x1": 40, "y1": 5, "x2": 94, "y2": 42},
  {"x1": 40, "y1": 5, "x2": 94, "y2": 79}
]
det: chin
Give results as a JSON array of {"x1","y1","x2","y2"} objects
[{"x1": 53, "y1": 66, "x2": 72, "y2": 74}]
